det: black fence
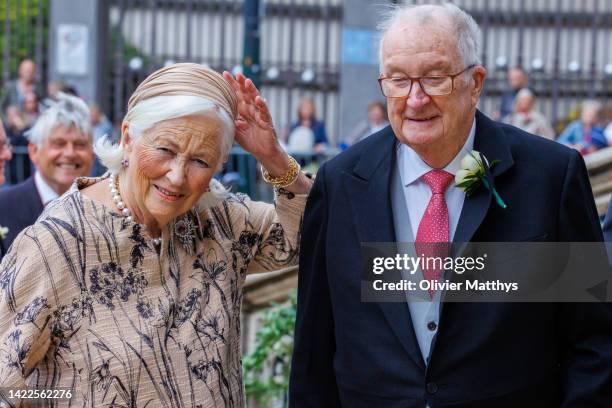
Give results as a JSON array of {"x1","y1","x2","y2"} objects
[
  {"x1": 107, "y1": 0, "x2": 343, "y2": 140},
  {"x1": 440, "y1": 0, "x2": 612, "y2": 127},
  {"x1": 0, "y1": 0, "x2": 49, "y2": 90}
]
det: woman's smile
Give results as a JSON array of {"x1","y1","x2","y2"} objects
[{"x1": 153, "y1": 184, "x2": 185, "y2": 202}]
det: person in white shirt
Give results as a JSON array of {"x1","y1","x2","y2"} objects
[{"x1": 0, "y1": 92, "x2": 94, "y2": 251}]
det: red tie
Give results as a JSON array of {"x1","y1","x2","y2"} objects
[{"x1": 415, "y1": 170, "x2": 454, "y2": 297}]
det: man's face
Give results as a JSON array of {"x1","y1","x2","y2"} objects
[
  {"x1": 18, "y1": 60, "x2": 36, "y2": 83},
  {"x1": 381, "y1": 20, "x2": 485, "y2": 154},
  {"x1": 508, "y1": 68, "x2": 527, "y2": 90},
  {"x1": 28, "y1": 124, "x2": 94, "y2": 195}
]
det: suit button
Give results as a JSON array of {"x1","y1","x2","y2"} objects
[
  {"x1": 426, "y1": 382, "x2": 438, "y2": 394},
  {"x1": 427, "y1": 321, "x2": 437, "y2": 331}
]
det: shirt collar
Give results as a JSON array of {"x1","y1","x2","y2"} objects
[
  {"x1": 34, "y1": 171, "x2": 60, "y2": 205},
  {"x1": 398, "y1": 118, "x2": 476, "y2": 186}
]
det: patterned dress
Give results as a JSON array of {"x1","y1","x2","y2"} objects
[{"x1": 0, "y1": 176, "x2": 306, "y2": 407}]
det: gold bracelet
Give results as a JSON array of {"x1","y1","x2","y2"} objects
[{"x1": 261, "y1": 156, "x2": 301, "y2": 188}]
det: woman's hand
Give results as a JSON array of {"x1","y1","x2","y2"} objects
[
  {"x1": 223, "y1": 71, "x2": 313, "y2": 194},
  {"x1": 222, "y1": 72, "x2": 284, "y2": 164}
]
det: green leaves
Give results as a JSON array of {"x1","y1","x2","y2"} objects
[{"x1": 243, "y1": 290, "x2": 297, "y2": 405}]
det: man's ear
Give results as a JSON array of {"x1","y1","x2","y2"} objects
[
  {"x1": 470, "y1": 65, "x2": 487, "y2": 106},
  {"x1": 27, "y1": 142, "x2": 39, "y2": 166}
]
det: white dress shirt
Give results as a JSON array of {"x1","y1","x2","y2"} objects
[
  {"x1": 396, "y1": 119, "x2": 476, "y2": 365},
  {"x1": 34, "y1": 171, "x2": 60, "y2": 206}
]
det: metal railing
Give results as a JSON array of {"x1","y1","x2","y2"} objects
[
  {"x1": 107, "y1": 0, "x2": 343, "y2": 139},
  {"x1": 2, "y1": 146, "x2": 31, "y2": 187}
]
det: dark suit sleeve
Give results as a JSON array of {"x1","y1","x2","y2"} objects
[
  {"x1": 602, "y1": 196, "x2": 612, "y2": 243},
  {"x1": 289, "y1": 164, "x2": 341, "y2": 407},
  {"x1": 557, "y1": 150, "x2": 612, "y2": 407}
]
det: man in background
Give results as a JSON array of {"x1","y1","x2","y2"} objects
[
  {"x1": 0, "y1": 93, "x2": 93, "y2": 253},
  {"x1": 498, "y1": 65, "x2": 529, "y2": 121}
]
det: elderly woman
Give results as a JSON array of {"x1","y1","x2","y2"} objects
[
  {"x1": 0, "y1": 63, "x2": 311, "y2": 406},
  {"x1": 558, "y1": 100, "x2": 607, "y2": 155}
]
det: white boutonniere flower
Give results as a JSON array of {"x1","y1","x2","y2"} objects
[
  {"x1": 0, "y1": 225, "x2": 8, "y2": 240},
  {"x1": 456, "y1": 150, "x2": 507, "y2": 209}
]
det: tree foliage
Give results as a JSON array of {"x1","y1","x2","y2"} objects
[
  {"x1": 243, "y1": 290, "x2": 297, "y2": 406},
  {"x1": 0, "y1": 0, "x2": 49, "y2": 81}
]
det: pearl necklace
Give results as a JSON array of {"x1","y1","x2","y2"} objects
[{"x1": 109, "y1": 173, "x2": 162, "y2": 246}]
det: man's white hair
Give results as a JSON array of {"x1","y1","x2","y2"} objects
[
  {"x1": 93, "y1": 94, "x2": 236, "y2": 209},
  {"x1": 26, "y1": 92, "x2": 91, "y2": 147},
  {"x1": 378, "y1": 2, "x2": 482, "y2": 71}
]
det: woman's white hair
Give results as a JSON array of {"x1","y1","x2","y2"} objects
[
  {"x1": 378, "y1": 2, "x2": 482, "y2": 70},
  {"x1": 26, "y1": 92, "x2": 91, "y2": 146},
  {"x1": 94, "y1": 94, "x2": 236, "y2": 210}
]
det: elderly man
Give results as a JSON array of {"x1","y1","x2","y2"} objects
[
  {"x1": 290, "y1": 3, "x2": 611, "y2": 407},
  {"x1": 0, "y1": 120, "x2": 13, "y2": 258},
  {"x1": 0, "y1": 93, "x2": 93, "y2": 252}
]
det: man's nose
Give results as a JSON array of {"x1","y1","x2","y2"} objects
[
  {"x1": 62, "y1": 143, "x2": 77, "y2": 157},
  {"x1": 405, "y1": 80, "x2": 432, "y2": 109}
]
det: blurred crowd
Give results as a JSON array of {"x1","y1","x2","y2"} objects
[
  {"x1": 0, "y1": 59, "x2": 612, "y2": 231},
  {"x1": 279, "y1": 65, "x2": 612, "y2": 159}
]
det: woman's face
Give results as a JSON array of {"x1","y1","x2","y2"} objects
[
  {"x1": 124, "y1": 114, "x2": 224, "y2": 228},
  {"x1": 298, "y1": 100, "x2": 315, "y2": 121}
]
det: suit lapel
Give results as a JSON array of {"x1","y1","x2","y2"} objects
[
  {"x1": 429, "y1": 111, "x2": 515, "y2": 366},
  {"x1": 344, "y1": 128, "x2": 426, "y2": 371},
  {"x1": 453, "y1": 111, "x2": 514, "y2": 244}
]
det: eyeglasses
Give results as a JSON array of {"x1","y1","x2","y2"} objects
[
  {"x1": 0, "y1": 139, "x2": 13, "y2": 153},
  {"x1": 378, "y1": 64, "x2": 477, "y2": 98}
]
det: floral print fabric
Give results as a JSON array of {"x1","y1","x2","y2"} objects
[{"x1": 0, "y1": 176, "x2": 305, "y2": 407}]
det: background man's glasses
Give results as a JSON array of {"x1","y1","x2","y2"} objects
[{"x1": 378, "y1": 64, "x2": 476, "y2": 98}]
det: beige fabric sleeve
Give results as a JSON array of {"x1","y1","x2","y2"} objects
[{"x1": 244, "y1": 191, "x2": 307, "y2": 274}]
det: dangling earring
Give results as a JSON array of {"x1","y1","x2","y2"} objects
[{"x1": 121, "y1": 158, "x2": 129, "y2": 168}]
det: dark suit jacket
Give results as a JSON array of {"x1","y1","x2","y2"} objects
[
  {"x1": 603, "y1": 200, "x2": 612, "y2": 243},
  {"x1": 289, "y1": 111, "x2": 612, "y2": 407},
  {"x1": 0, "y1": 176, "x2": 44, "y2": 255}
]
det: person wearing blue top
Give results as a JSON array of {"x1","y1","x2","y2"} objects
[
  {"x1": 287, "y1": 97, "x2": 328, "y2": 153},
  {"x1": 557, "y1": 100, "x2": 607, "y2": 155}
]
